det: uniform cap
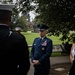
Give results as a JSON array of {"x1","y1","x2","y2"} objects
[
  {"x1": 0, "y1": 4, "x2": 15, "y2": 11},
  {"x1": 37, "y1": 24, "x2": 49, "y2": 30}
]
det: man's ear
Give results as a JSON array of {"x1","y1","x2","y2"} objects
[{"x1": 46, "y1": 30, "x2": 48, "y2": 33}]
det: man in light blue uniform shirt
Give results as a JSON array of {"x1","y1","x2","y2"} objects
[{"x1": 30, "y1": 24, "x2": 53, "y2": 75}]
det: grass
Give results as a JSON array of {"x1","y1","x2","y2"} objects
[
  {"x1": 51, "y1": 52, "x2": 69, "y2": 57},
  {"x1": 47, "y1": 35, "x2": 62, "y2": 45},
  {"x1": 23, "y1": 33, "x2": 39, "y2": 45},
  {"x1": 51, "y1": 52, "x2": 62, "y2": 57},
  {"x1": 22, "y1": 32, "x2": 62, "y2": 45}
]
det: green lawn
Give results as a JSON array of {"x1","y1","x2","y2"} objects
[
  {"x1": 23, "y1": 32, "x2": 39, "y2": 45},
  {"x1": 22, "y1": 32, "x2": 62, "y2": 45}
]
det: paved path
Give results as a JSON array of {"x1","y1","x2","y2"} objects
[{"x1": 27, "y1": 56, "x2": 70, "y2": 75}]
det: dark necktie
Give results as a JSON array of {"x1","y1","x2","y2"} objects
[{"x1": 40, "y1": 38, "x2": 42, "y2": 41}]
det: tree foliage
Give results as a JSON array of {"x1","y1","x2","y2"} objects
[
  {"x1": 12, "y1": 0, "x2": 34, "y2": 30},
  {"x1": 32, "y1": 0, "x2": 75, "y2": 43},
  {"x1": 15, "y1": 16, "x2": 28, "y2": 32}
]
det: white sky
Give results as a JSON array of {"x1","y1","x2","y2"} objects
[
  {"x1": 13, "y1": 0, "x2": 36, "y2": 21},
  {"x1": 13, "y1": 0, "x2": 16, "y2": 3},
  {"x1": 29, "y1": 2, "x2": 37, "y2": 21},
  {"x1": 29, "y1": 11, "x2": 36, "y2": 22}
]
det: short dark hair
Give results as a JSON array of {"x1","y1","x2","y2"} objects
[{"x1": 0, "y1": 10, "x2": 12, "y2": 21}]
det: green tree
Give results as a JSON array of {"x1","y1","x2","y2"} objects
[
  {"x1": 32, "y1": 0, "x2": 75, "y2": 43},
  {"x1": 16, "y1": 16, "x2": 28, "y2": 32},
  {"x1": 12, "y1": 0, "x2": 34, "y2": 29}
]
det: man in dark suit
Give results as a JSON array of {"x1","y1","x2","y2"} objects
[
  {"x1": 0, "y1": 4, "x2": 30, "y2": 75},
  {"x1": 30, "y1": 24, "x2": 53, "y2": 75}
]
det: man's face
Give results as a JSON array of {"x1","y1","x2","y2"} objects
[{"x1": 39, "y1": 29, "x2": 47, "y2": 37}]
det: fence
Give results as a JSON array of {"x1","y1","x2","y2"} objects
[
  {"x1": 28, "y1": 44, "x2": 62, "y2": 52},
  {"x1": 28, "y1": 44, "x2": 72, "y2": 55}
]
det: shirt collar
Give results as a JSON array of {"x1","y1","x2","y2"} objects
[{"x1": 40, "y1": 36, "x2": 45, "y2": 40}]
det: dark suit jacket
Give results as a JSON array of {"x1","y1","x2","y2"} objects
[
  {"x1": 0, "y1": 25, "x2": 30, "y2": 75},
  {"x1": 31, "y1": 36, "x2": 53, "y2": 69}
]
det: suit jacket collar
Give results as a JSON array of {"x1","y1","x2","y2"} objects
[{"x1": 0, "y1": 24, "x2": 9, "y2": 30}]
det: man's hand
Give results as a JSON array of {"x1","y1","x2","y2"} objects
[{"x1": 33, "y1": 60, "x2": 40, "y2": 65}]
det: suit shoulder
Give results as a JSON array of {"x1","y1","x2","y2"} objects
[
  {"x1": 46, "y1": 37, "x2": 52, "y2": 42},
  {"x1": 34, "y1": 37, "x2": 39, "y2": 40},
  {"x1": 11, "y1": 32, "x2": 25, "y2": 41}
]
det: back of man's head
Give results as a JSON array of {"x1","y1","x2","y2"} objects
[
  {"x1": 0, "y1": 4, "x2": 14, "y2": 25},
  {"x1": 0, "y1": 10, "x2": 11, "y2": 22}
]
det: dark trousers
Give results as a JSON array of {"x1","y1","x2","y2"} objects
[
  {"x1": 69, "y1": 60, "x2": 75, "y2": 75},
  {"x1": 34, "y1": 67, "x2": 50, "y2": 75}
]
